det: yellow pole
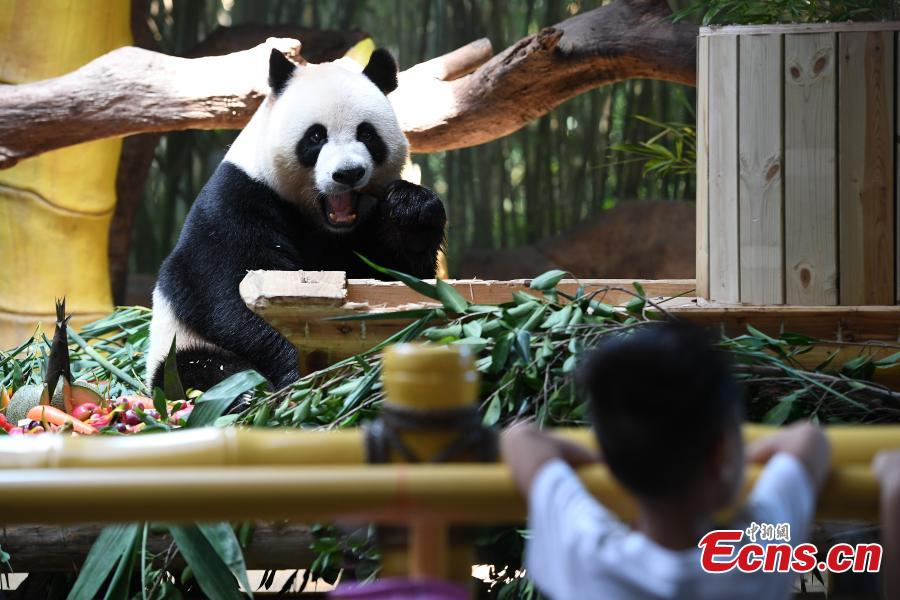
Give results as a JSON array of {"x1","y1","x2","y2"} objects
[
  {"x1": 0, "y1": 425, "x2": 893, "y2": 470},
  {"x1": 0, "y1": 1, "x2": 131, "y2": 347},
  {"x1": 379, "y1": 343, "x2": 488, "y2": 584},
  {"x1": 0, "y1": 463, "x2": 880, "y2": 526}
]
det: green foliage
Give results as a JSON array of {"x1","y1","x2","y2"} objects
[
  {"x1": 609, "y1": 116, "x2": 697, "y2": 179},
  {"x1": 0, "y1": 307, "x2": 150, "y2": 397},
  {"x1": 238, "y1": 269, "x2": 900, "y2": 434},
  {"x1": 186, "y1": 370, "x2": 267, "y2": 428},
  {"x1": 672, "y1": 0, "x2": 898, "y2": 25},
  {"x1": 66, "y1": 524, "x2": 141, "y2": 600}
]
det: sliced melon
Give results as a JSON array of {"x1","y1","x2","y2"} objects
[
  {"x1": 7, "y1": 384, "x2": 47, "y2": 423},
  {"x1": 69, "y1": 381, "x2": 103, "y2": 410},
  {"x1": 38, "y1": 376, "x2": 67, "y2": 412}
]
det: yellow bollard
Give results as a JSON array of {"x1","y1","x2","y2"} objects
[{"x1": 374, "y1": 343, "x2": 495, "y2": 587}]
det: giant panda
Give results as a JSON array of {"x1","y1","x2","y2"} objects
[{"x1": 145, "y1": 48, "x2": 446, "y2": 393}]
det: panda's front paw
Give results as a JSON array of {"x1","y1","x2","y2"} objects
[{"x1": 383, "y1": 180, "x2": 446, "y2": 232}]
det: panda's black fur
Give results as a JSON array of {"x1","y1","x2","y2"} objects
[{"x1": 147, "y1": 49, "x2": 445, "y2": 393}]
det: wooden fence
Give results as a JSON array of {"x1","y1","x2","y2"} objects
[{"x1": 697, "y1": 22, "x2": 900, "y2": 305}]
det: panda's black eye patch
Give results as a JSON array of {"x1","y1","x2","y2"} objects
[
  {"x1": 297, "y1": 124, "x2": 328, "y2": 167},
  {"x1": 356, "y1": 122, "x2": 387, "y2": 165}
]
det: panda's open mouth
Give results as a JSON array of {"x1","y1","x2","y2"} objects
[{"x1": 322, "y1": 191, "x2": 358, "y2": 227}]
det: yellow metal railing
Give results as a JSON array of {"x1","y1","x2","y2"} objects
[{"x1": 0, "y1": 425, "x2": 893, "y2": 526}]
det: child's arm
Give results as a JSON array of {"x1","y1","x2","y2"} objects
[
  {"x1": 501, "y1": 423, "x2": 600, "y2": 496},
  {"x1": 746, "y1": 421, "x2": 831, "y2": 491},
  {"x1": 873, "y1": 450, "x2": 900, "y2": 600}
]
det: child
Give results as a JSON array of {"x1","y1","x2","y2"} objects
[
  {"x1": 873, "y1": 450, "x2": 900, "y2": 598},
  {"x1": 502, "y1": 321, "x2": 831, "y2": 599}
]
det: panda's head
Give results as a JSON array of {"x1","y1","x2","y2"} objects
[{"x1": 257, "y1": 48, "x2": 408, "y2": 233}]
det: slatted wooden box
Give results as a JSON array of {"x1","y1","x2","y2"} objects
[{"x1": 696, "y1": 22, "x2": 900, "y2": 305}]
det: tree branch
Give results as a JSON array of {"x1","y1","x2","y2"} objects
[
  {"x1": 0, "y1": 0, "x2": 696, "y2": 168},
  {"x1": 395, "y1": 0, "x2": 697, "y2": 152}
]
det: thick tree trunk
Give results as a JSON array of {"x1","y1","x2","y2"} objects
[{"x1": 0, "y1": 0, "x2": 696, "y2": 170}]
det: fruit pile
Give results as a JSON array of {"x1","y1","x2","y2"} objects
[
  {"x1": 0, "y1": 300, "x2": 195, "y2": 438},
  {"x1": 0, "y1": 387, "x2": 194, "y2": 436}
]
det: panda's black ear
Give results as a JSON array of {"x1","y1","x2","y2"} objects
[
  {"x1": 362, "y1": 48, "x2": 398, "y2": 95},
  {"x1": 269, "y1": 48, "x2": 296, "y2": 96}
]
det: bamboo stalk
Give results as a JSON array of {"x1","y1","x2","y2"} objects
[
  {"x1": 0, "y1": 425, "x2": 894, "y2": 469},
  {"x1": 0, "y1": 463, "x2": 879, "y2": 525}
]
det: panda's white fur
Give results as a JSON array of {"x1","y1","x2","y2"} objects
[
  {"x1": 146, "y1": 49, "x2": 446, "y2": 395},
  {"x1": 225, "y1": 60, "x2": 408, "y2": 220}
]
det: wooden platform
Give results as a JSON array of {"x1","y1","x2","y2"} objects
[{"x1": 241, "y1": 271, "x2": 900, "y2": 384}]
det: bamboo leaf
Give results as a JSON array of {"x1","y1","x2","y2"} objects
[
  {"x1": 163, "y1": 338, "x2": 185, "y2": 401},
  {"x1": 67, "y1": 524, "x2": 141, "y2": 600},
  {"x1": 168, "y1": 524, "x2": 244, "y2": 600},
  {"x1": 187, "y1": 371, "x2": 267, "y2": 428},
  {"x1": 323, "y1": 308, "x2": 435, "y2": 322},
  {"x1": 483, "y1": 396, "x2": 501, "y2": 426},
  {"x1": 530, "y1": 270, "x2": 568, "y2": 291},
  {"x1": 198, "y1": 522, "x2": 252, "y2": 594},
  {"x1": 103, "y1": 525, "x2": 140, "y2": 600},
  {"x1": 355, "y1": 254, "x2": 439, "y2": 301},
  {"x1": 152, "y1": 386, "x2": 169, "y2": 420},
  {"x1": 436, "y1": 279, "x2": 469, "y2": 313}
]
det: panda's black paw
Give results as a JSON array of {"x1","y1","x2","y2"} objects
[{"x1": 383, "y1": 180, "x2": 446, "y2": 231}]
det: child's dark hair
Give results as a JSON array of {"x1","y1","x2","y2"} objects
[{"x1": 577, "y1": 320, "x2": 743, "y2": 499}]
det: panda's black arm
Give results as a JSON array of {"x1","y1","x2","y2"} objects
[
  {"x1": 358, "y1": 180, "x2": 447, "y2": 279},
  {"x1": 161, "y1": 251, "x2": 300, "y2": 389}
]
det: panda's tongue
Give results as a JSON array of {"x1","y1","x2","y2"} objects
[{"x1": 326, "y1": 192, "x2": 356, "y2": 226}]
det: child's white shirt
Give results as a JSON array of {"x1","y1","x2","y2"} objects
[{"x1": 525, "y1": 453, "x2": 815, "y2": 600}]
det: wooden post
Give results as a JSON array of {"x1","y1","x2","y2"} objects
[
  {"x1": 785, "y1": 32, "x2": 838, "y2": 305},
  {"x1": 838, "y1": 30, "x2": 895, "y2": 305},
  {"x1": 739, "y1": 33, "x2": 784, "y2": 304},
  {"x1": 695, "y1": 36, "x2": 710, "y2": 299},
  {"x1": 707, "y1": 34, "x2": 740, "y2": 303}
]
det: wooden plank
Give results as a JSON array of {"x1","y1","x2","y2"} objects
[
  {"x1": 670, "y1": 304, "x2": 900, "y2": 343},
  {"x1": 707, "y1": 35, "x2": 740, "y2": 302},
  {"x1": 785, "y1": 32, "x2": 838, "y2": 305},
  {"x1": 839, "y1": 31, "x2": 895, "y2": 305},
  {"x1": 696, "y1": 35, "x2": 710, "y2": 299},
  {"x1": 739, "y1": 34, "x2": 784, "y2": 304},
  {"x1": 702, "y1": 23, "x2": 900, "y2": 37},
  {"x1": 240, "y1": 271, "x2": 697, "y2": 317}
]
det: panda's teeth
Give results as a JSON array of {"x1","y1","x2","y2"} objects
[{"x1": 328, "y1": 212, "x2": 357, "y2": 224}]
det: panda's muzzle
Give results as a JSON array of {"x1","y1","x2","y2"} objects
[{"x1": 323, "y1": 191, "x2": 358, "y2": 227}]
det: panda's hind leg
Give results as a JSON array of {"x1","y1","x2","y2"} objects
[{"x1": 148, "y1": 347, "x2": 263, "y2": 412}]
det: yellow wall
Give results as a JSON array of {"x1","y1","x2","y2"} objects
[{"x1": 0, "y1": 1, "x2": 132, "y2": 346}]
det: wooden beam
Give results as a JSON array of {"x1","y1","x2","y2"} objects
[{"x1": 0, "y1": 522, "x2": 315, "y2": 572}]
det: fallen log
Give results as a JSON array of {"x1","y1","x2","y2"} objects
[
  {"x1": 0, "y1": 0, "x2": 696, "y2": 168},
  {"x1": 0, "y1": 522, "x2": 315, "y2": 572}
]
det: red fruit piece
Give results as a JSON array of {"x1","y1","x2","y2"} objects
[{"x1": 72, "y1": 403, "x2": 98, "y2": 422}]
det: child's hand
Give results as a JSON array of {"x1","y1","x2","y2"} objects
[
  {"x1": 873, "y1": 450, "x2": 900, "y2": 600},
  {"x1": 501, "y1": 423, "x2": 600, "y2": 496},
  {"x1": 873, "y1": 450, "x2": 900, "y2": 491},
  {"x1": 746, "y1": 422, "x2": 831, "y2": 491}
]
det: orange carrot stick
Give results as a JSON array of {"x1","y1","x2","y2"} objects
[{"x1": 27, "y1": 405, "x2": 97, "y2": 435}]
